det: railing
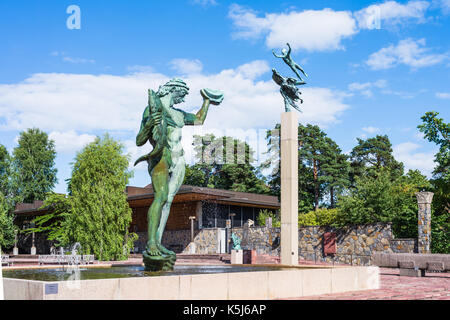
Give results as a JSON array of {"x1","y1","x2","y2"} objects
[{"x1": 38, "y1": 254, "x2": 95, "y2": 266}]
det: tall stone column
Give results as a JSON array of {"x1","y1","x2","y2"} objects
[
  {"x1": 416, "y1": 192, "x2": 434, "y2": 254},
  {"x1": 280, "y1": 112, "x2": 299, "y2": 265}
]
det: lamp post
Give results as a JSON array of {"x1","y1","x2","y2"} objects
[
  {"x1": 229, "y1": 213, "x2": 236, "y2": 250},
  {"x1": 13, "y1": 229, "x2": 18, "y2": 256},
  {"x1": 189, "y1": 216, "x2": 196, "y2": 243}
]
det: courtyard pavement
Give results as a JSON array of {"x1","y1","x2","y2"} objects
[{"x1": 286, "y1": 268, "x2": 450, "y2": 300}]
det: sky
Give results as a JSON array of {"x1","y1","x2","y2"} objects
[{"x1": 0, "y1": 0, "x2": 449, "y2": 194}]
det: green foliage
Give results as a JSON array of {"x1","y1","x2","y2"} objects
[
  {"x1": 418, "y1": 111, "x2": 449, "y2": 253},
  {"x1": 184, "y1": 134, "x2": 270, "y2": 194},
  {"x1": 336, "y1": 169, "x2": 430, "y2": 238},
  {"x1": 350, "y1": 135, "x2": 404, "y2": 183},
  {"x1": 0, "y1": 144, "x2": 11, "y2": 196},
  {"x1": 298, "y1": 208, "x2": 339, "y2": 227},
  {"x1": 256, "y1": 209, "x2": 280, "y2": 227},
  {"x1": 0, "y1": 192, "x2": 16, "y2": 250},
  {"x1": 26, "y1": 193, "x2": 72, "y2": 247},
  {"x1": 69, "y1": 134, "x2": 137, "y2": 261},
  {"x1": 261, "y1": 123, "x2": 350, "y2": 211},
  {"x1": 11, "y1": 128, "x2": 57, "y2": 204}
]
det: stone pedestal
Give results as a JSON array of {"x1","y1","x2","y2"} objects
[
  {"x1": 231, "y1": 250, "x2": 243, "y2": 264},
  {"x1": 280, "y1": 112, "x2": 299, "y2": 266},
  {"x1": 416, "y1": 192, "x2": 433, "y2": 254},
  {"x1": 30, "y1": 247, "x2": 36, "y2": 255},
  {"x1": 13, "y1": 247, "x2": 18, "y2": 256}
]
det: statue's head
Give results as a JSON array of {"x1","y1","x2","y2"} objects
[
  {"x1": 281, "y1": 48, "x2": 287, "y2": 55},
  {"x1": 157, "y1": 78, "x2": 189, "y2": 104}
]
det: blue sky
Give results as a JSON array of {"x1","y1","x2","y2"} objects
[{"x1": 0, "y1": 0, "x2": 449, "y2": 193}]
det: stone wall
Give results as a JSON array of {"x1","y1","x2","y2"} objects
[
  {"x1": 134, "y1": 228, "x2": 220, "y2": 254},
  {"x1": 157, "y1": 222, "x2": 416, "y2": 266},
  {"x1": 230, "y1": 223, "x2": 416, "y2": 266}
]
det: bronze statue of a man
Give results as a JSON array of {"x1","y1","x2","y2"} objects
[
  {"x1": 135, "y1": 78, "x2": 223, "y2": 271},
  {"x1": 273, "y1": 43, "x2": 308, "y2": 82}
]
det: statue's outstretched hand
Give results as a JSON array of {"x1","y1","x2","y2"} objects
[{"x1": 200, "y1": 88, "x2": 224, "y2": 105}]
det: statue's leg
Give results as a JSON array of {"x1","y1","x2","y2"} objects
[
  {"x1": 146, "y1": 159, "x2": 170, "y2": 256},
  {"x1": 157, "y1": 157, "x2": 186, "y2": 255}
]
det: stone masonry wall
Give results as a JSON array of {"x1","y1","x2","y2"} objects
[
  {"x1": 232, "y1": 222, "x2": 416, "y2": 266},
  {"x1": 132, "y1": 222, "x2": 417, "y2": 265}
]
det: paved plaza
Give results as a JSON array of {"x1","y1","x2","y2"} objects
[{"x1": 287, "y1": 268, "x2": 450, "y2": 300}]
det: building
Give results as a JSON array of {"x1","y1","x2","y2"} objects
[
  {"x1": 13, "y1": 185, "x2": 280, "y2": 254},
  {"x1": 127, "y1": 184, "x2": 279, "y2": 232}
]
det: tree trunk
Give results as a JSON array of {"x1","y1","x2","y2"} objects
[
  {"x1": 330, "y1": 186, "x2": 334, "y2": 208},
  {"x1": 313, "y1": 159, "x2": 319, "y2": 211}
]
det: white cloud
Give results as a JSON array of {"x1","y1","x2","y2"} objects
[
  {"x1": 0, "y1": 60, "x2": 351, "y2": 169},
  {"x1": 51, "y1": 51, "x2": 95, "y2": 64},
  {"x1": 366, "y1": 38, "x2": 448, "y2": 70},
  {"x1": 439, "y1": 0, "x2": 450, "y2": 13},
  {"x1": 355, "y1": 0, "x2": 430, "y2": 30},
  {"x1": 192, "y1": 0, "x2": 217, "y2": 6},
  {"x1": 236, "y1": 60, "x2": 270, "y2": 80},
  {"x1": 362, "y1": 126, "x2": 380, "y2": 134},
  {"x1": 49, "y1": 130, "x2": 97, "y2": 154},
  {"x1": 127, "y1": 65, "x2": 155, "y2": 74},
  {"x1": 62, "y1": 57, "x2": 95, "y2": 64},
  {"x1": 169, "y1": 58, "x2": 203, "y2": 75},
  {"x1": 228, "y1": 4, "x2": 358, "y2": 52},
  {"x1": 393, "y1": 142, "x2": 437, "y2": 177},
  {"x1": 436, "y1": 92, "x2": 450, "y2": 99},
  {"x1": 348, "y1": 79, "x2": 387, "y2": 97},
  {"x1": 228, "y1": 2, "x2": 433, "y2": 52}
]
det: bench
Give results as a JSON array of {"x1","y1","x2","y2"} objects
[{"x1": 372, "y1": 253, "x2": 450, "y2": 277}]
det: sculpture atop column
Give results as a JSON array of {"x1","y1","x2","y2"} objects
[
  {"x1": 271, "y1": 42, "x2": 305, "y2": 265},
  {"x1": 272, "y1": 43, "x2": 308, "y2": 112},
  {"x1": 135, "y1": 78, "x2": 224, "y2": 271}
]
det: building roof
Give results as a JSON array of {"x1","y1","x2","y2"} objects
[
  {"x1": 14, "y1": 185, "x2": 280, "y2": 216},
  {"x1": 14, "y1": 200, "x2": 46, "y2": 216},
  {"x1": 126, "y1": 185, "x2": 280, "y2": 209}
]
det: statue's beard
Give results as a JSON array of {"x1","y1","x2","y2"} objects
[{"x1": 173, "y1": 97, "x2": 185, "y2": 104}]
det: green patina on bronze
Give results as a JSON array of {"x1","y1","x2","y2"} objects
[
  {"x1": 135, "y1": 78, "x2": 224, "y2": 271},
  {"x1": 272, "y1": 42, "x2": 308, "y2": 112}
]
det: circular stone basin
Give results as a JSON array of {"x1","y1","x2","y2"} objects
[{"x1": 3, "y1": 265, "x2": 287, "y2": 282}]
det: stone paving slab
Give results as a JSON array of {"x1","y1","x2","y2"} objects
[{"x1": 285, "y1": 268, "x2": 450, "y2": 300}]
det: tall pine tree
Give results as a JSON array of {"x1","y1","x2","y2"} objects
[{"x1": 350, "y1": 135, "x2": 404, "y2": 184}]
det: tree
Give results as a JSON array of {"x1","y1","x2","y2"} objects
[
  {"x1": 336, "y1": 169, "x2": 431, "y2": 239},
  {"x1": 69, "y1": 134, "x2": 136, "y2": 261},
  {"x1": 184, "y1": 134, "x2": 270, "y2": 194},
  {"x1": 261, "y1": 123, "x2": 350, "y2": 211},
  {"x1": 418, "y1": 111, "x2": 449, "y2": 253},
  {"x1": 350, "y1": 135, "x2": 404, "y2": 184},
  {"x1": 321, "y1": 141, "x2": 350, "y2": 208},
  {"x1": 27, "y1": 193, "x2": 72, "y2": 247},
  {"x1": 11, "y1": 128, "x2": 58, "y2": 204},
  {"x1": 0, "y1": 144, "x2": 11, "y2": 196},
  {"x1": 0, "y1": 192, "x2": 16, "y2": 250}
]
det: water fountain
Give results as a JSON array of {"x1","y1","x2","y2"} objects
[{"x1": 2, "y1": 60, "x2": 380, "y2": 300}]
